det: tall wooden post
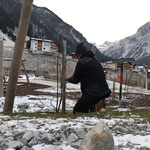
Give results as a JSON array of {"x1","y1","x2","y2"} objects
[
  {"x1": 145, "y1": 66, "x2": 148, "y2": 90},
  {"x1": 0, "y1": 35, "x2": 3, "y2": 97},
  {"x1": 3, "y1": 0, "x2": 33, "y2": 113},
  {"x1": 62, "y1": 40, "x2": 67, "y2": 114}
]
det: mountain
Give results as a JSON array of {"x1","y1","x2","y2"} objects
[
  {"x1": 0, "y1": 0, "x2": 111, "y2": 62},
  {"x1": 135, "y1": 56, "x2": 150, "y2": 65},
  {"x1": 97, "y1": 41, "x2": 118, "y2": 52},
  {"x1": 102, "y1": 22, "x2": 150, "y2": 65}
]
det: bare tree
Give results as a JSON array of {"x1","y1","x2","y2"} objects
[{"x1": 3, "y1": 0, "x2": 33, "y2": 113}]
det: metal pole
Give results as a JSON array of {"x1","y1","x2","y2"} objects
[
  {"x1": 0, "y1": 35, "x2": 3, "y2": 97},
  {"x1": 61, "y1": 40, "x2": 67, "y2": 114},
  {"x1": 119, "y1": 62, "x2": 124, "y2": 103},
  {"x1": 112, "y1": 76, "x2": 116, "y2": 101},
  {"x1": 3, "y1": 0, "x2": 33, "y2": 113}
]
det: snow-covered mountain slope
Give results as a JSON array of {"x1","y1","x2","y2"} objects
[
  {"x1": 0, "y1": 30, "x2": 14, "y2": 47},
  {"x1": 96, "y1": 41, "x2": 119, "y2": 52},
  {"x1": 102, "y1": 22, "x2": 150, "y2": 62}
]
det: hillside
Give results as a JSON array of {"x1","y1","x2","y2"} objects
[{"x1": 0, "y1": 0, "x2": 111, "y2": 62}]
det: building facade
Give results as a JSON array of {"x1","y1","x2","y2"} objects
[{"x1": 29, "y1": 38, "x2": 58, "y2": 55}]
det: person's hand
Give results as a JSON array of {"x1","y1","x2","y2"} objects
[{"x1": 66, "y1": 76, "x2": 72, "y2": 81}]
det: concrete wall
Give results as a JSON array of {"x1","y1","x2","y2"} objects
[
  {"x1": 3, "y1": 47, "x2": 77, "y2": 80},
  {"x1": 106, "y1": 69, "x2": 150, "y2": 90}
]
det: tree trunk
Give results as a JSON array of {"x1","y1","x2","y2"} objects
[{"x1": 3, "y1": 0, "x2": 33, "y2": 113}]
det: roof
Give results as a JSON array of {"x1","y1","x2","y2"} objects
[{"x1": 31, "y1": 37, "x2": 53, "y2": 43}]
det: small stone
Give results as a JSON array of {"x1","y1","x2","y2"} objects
[{"x1": 66, "y1": 133, "x2": 78, "y2": 145}]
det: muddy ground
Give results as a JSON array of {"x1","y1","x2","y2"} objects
[{"x1": 3, "y1": 82, "x2": 150, "y2": 108}]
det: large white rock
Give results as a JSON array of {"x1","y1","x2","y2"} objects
[{"x1": 79, "y1": 120, "x2": 114, "y2": 150}]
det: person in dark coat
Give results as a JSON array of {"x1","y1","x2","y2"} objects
[{"x1": 66, "y1": 42, "x2": 111, "y2": 114}]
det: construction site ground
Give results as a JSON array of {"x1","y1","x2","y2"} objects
[{"x1": 3, "y1": 76, "x2": 150, "y2": 108}]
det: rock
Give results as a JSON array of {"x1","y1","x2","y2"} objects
[
  {"x1": 6, "y1": 140, "x2": 23, "y2": 149},
  {"x1": 42, "y1": 145, "x2": 63, "y2": 150},
  {"x1": 37, "y1": 136, "x2": 55, "y2": 145},
  {"x1": 0, "y1": 126, "x2": 9, "y2": 134},
  {"x1": 100, "y1": 108, "x2": 107, "y2": 113},
  {"x1": 13, "y1": 131, "x2": 24, "y2": 140},
  {"x1": 66, "y1": 133, "x2": 79, "y2": 145},
  {"x1": 58, "y1": 131, "x2": 67, "y2": 141},
  {"x1": 73, "y1": 128, "x2": 87, "y2": 139},
  {"x1": 125, "y1": 141, "x2": 134, "y2": 149},
  {"x1": 140, "y1": 147, "x2": 150, "y2": 150},
  {"x1": 18, "y1": 108, "x2": 27, "y2": 113},
  {"x1": 22, "y1": 131, "x2": 33, "y2": 144},
  {"x1": 79, "y1": 121, "x2": 114, "y2": 150},
  {"x1": 20, "y1": 145, "x2": 31, "y2": 150},
  {"x1": 18, "y1": 103, "x2": 29, "y2": 109},
  {"x1": 0, "y1": 119, "x2": 2, "y2": 124},
  {"x1": 71, "y1": 141, "x2": 81, "y2": 149},
  {"x1": 147, "y1": 125, "x2": 150, "y2": 132},
  {"x1": 27, "y1": 138, "x2": 38, "y2": 147},
  {"x1": 35, "y1": 103, "x2": 45, "y2": 109}
]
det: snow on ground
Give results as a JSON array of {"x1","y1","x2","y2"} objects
[
  {"x1": 0, "y1": 110, "x2": 150, "y2": 150},
  {"x1": 17, "y1": 75, "x2": 150, "y2": 94},
  {"x1": 107, "y1": 80, "x2": 150, "y2": 95},
  {"x1": 0, "y1": 75, "x2": 150, "y2": 150},
  {"x1": 0, "y1": 96, "x2": 76, "y2": 113}
]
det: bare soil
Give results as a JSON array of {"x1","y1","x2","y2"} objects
[{"x1": 3, "y1": 82, "x2": 150, "y2": 108}]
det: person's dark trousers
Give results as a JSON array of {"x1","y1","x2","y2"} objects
[
  {"x1": 73, "y1": 90, "x2": 111, "y2": 114},
  {"x1": 73, "y1": 93, "x2": 99, "y2": 113}
]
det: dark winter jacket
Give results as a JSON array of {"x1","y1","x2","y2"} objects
[{"x1": 67, "y1": 51, "x2": 109, "y2": 94}]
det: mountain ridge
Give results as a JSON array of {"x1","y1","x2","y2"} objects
[
  {"x1": 101, "y1": 22, "x2": 150, "y2": 65},
  {"x1": 0, "y1": 0, "x2": 111, "y2": 62}
]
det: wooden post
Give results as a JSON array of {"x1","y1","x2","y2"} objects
[
  {"x1": 145, "y1": 66, "x2": 148, "y2": 90},
  {"x1": 61, "y1": 40, "x2": 67, "y2": 114},
  {"x1": 56, "y1": 53, "x2": 60, "y2": 112},
  {"x1": 0, "y1": 35, "x2": 3, "y2": 97},
  {"x1": 22, "y1": 61, "x2": 30, "y2": 84},
  {"x1": 3, "y1": 0, "x2": 33, "y2": 113}
]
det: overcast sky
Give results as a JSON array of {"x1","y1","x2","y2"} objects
[{"x1": 33, "y1": 0, "x2": 150, "y2": 45}]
